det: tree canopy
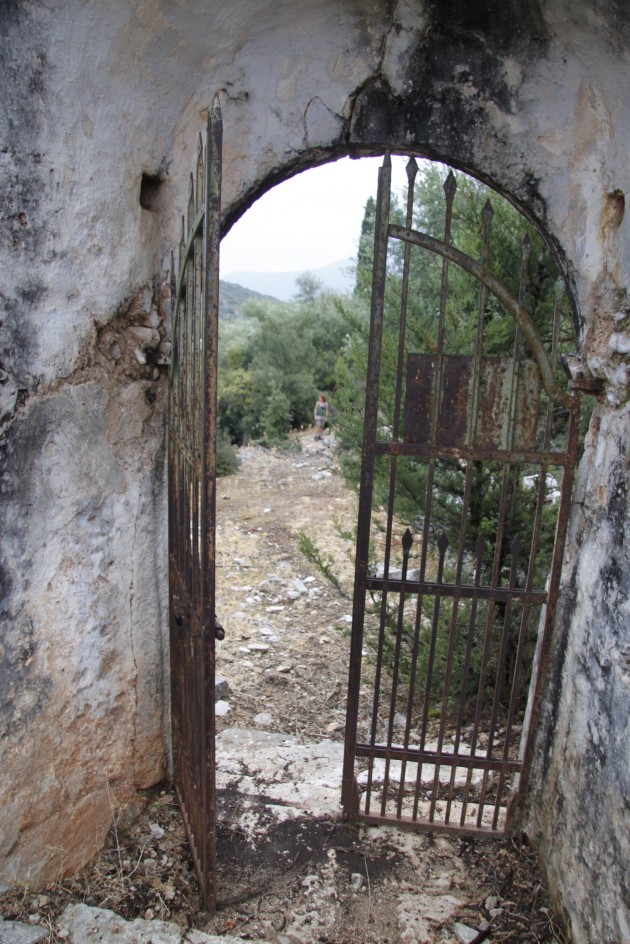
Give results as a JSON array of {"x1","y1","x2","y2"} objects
[{"x1": 218, "y1": 275, "x2": 356, "y2": 446}]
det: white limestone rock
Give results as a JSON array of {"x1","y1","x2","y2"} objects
[{"x1": 58, "y1": 904, "x2": 272, "y2": 944}]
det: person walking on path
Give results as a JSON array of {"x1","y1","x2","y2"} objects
[{"x1": 314, "y1": 393, "x2": 328, "y2": 440}]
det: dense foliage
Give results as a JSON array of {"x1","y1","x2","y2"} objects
[{"x1": 218, "y1": 274, "x2": 356, "y2": 446}]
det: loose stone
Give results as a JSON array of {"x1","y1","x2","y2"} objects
[
  {"x1": 0, "y1": 920, "x2": 49, "y2": 944},
  {"x1": 215, "y1": 675, "x2": 230, "y2": 699},
  {"x1": 455, "y1": 922, "x2": 481, "y2": 944},
  {"x1": 254, "y1": 712, "x2": 274, "y2": 727}
]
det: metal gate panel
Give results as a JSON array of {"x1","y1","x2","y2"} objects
[
  {"x1": 404, "y1": 355, "x2": 542, "y2": 450},
  {"x1": 342, "y1": 155, "x2": 582, "y2": 837},
  {"x1": 168, "y1": 97, "x2": 222, "y2": 908}
]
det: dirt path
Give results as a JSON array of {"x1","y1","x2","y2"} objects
[{"x1": 214, "y1": 432, "x2": 355, "y2": 741}]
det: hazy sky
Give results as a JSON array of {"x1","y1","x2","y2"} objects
[{"x1": 220, "y1": 155, "x2": 408, "y2": 276}]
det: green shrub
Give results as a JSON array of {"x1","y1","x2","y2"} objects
[{"x1": 216, "y1": 431, "x2": 240, "y2": 477}]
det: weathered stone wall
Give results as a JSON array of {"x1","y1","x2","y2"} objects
[
  {"x1": 526, "y1": 400, "x2": 630, "y2": 943},
  {"x1": 0, "y1": 0, "x2": 171, "y2": 885},
  {"x1": 1, "y1": 1, "x2": 628, "y2": 940}
]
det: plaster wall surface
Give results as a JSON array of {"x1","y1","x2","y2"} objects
[{"x1": 0, "y1": 1, "x2": 629, "y2": 941}]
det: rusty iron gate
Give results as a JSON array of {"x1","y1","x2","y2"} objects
[
  {"x1": 342, "y1": 154, "x2": 583, "y2": 836},
  {"x1": 168, "y1": 97, "x2": 223, "y2": 909}
]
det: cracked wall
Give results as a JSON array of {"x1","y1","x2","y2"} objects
[{"x1": 1, "y1": 1, "x2": 629, "y2": 941}]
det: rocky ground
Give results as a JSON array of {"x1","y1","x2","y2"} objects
[
  {"x1": 213, "y1": 430, "x2": 357, "y2": 742},
  {"x1": 0, "y1": 433, "x2": 570, "y2": 944}
]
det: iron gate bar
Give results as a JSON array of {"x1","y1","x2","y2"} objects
[
  {"x1": 377, "y1": 160, "x2": 420, "y2": 814},
  {"x1": 374, "y1": 442, "x2": 572, "y2": 464},
  {"x1": 354, "y1": 744, "x2": 521, "y2": 773},
  {"x1": 168, "y1": 95, "x2": 222, "y2": 910},
  {"x1": 341, "y1": 152, "x2": 392, "y2": 819},
  {"x1": 474, "y1": 537, "x2": 522, "y2": 828},
  {"x1": 364, "y1": 578, "x2": 548, "y2": 604},
  {"x1": 505, "y1": 389, "x2": 582, "y2": 829},
  {"x1": 375, "y1": 169, "x2": 456, "y2": 823},
  {"x1": 442, "y1": 532, "x2": 486, "y2": 826},
  {"x1": 355, "y1": 812, "x2": 504, "y2": 840},
  {"x1": 342, "y1": 154, "x2": 582, "y2": 838}
]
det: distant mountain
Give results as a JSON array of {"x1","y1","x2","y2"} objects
[
  {"x1": 221, "y1": 257, "x2": 355, "y2": 302},
  {"x1": 219, "y1": 280, "x2": 279, "y2": 321}
]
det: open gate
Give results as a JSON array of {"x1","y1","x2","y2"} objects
[
  {"x1": 342, "y1": 154, "x2": 582, "y2": 836},
  {"x1": 168, "y1": 97, "x2": 223, "y2": 908}
]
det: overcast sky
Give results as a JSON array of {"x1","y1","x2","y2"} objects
[{"x1": 220, "y1": 155, "x2": 409, "y2": 276}]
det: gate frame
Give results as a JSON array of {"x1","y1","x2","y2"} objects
[
  {"x1": 168, "y1": 96, "x2": 222, "y2": 910},
  {"x1": 341, "y1": 152, "x2": 584, "y2": 836}
]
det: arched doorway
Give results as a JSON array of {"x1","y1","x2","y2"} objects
[{"x1": 168, "y1": 101, "x2": 584, "y2": 908}]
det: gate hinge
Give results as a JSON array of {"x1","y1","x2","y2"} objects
[{"x1": 562, "y1": 354, "x2": 604, "y2": 394}]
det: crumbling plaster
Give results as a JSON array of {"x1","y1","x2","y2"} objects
[{"x1": 0, "y1": 1, "x2": 629, "y2": 941}]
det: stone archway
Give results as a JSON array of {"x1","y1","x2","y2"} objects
[{"x1": 172, "y1": 125, "x2": 579, "y2": 908}]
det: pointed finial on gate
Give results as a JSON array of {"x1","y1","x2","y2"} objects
[
  {"x1": 521, "y1": 232, "x2": 532, "y2": 263},
  {"x1": 405, "y1": 158, "x2": 418, "y2": 224},
  {"x1": 402, "y1": 528, "x2": 414, "y2": 554},
  {"x1": 482, "y1": 199, "x2": 494, "y2": 226},
  {"x1": 208, "y1": 94, "x2": 223, "y2": 158},
  {"x1": 187, "y1": 172, "x2": 195, "y2": 229},
  {"x1": 406, "y1": 156, "x2": 418, "y2": 187},
  {"x1": 179, "y1": 215, "x2": 185, "y2": 275},
  {"x1": 444, "y1": 170, "x2": 457, "y2": 200},
  {"x1": 437, "y1": 531, "x2": 449, "y2": 554}
]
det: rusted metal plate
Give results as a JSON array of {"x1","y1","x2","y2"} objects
[
  {"x1": 476, "y1": 357, "x2": 541, "y2": 450},
  {"x1": 404, "y1": 354, "x2": 472, "y2": 447},
  {"x1": 343, "y1": 155, "x2": 581, "y2": 840},
  {"x1": 404, "y1": 355, "x2": 541, "y2": 450},
  {"x1": 403, "y1": 353, "x2": 436, "y2": 445}
]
